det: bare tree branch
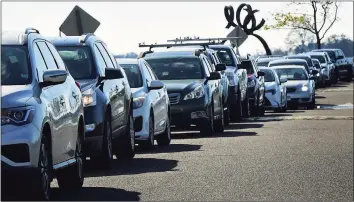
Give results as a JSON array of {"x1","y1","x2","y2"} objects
[
  {"x1": 320, "y1": 1, "x2": 339, "y2": 40},
  {"x1": 294, "y1": 26, "x2": 316, "y2": 34},
  {"x1": 318, "y1": 3, "x2": 329, "y2": 32},
  {"x1": 312, "y1": 1, "x2": 318, "y2": 34}
]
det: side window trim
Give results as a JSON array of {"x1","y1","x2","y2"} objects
[
  {"x1": 100, "y1": 43, "x2": 117, "y2": 69},
  {"x1": 94, "y1": 43, "x2": 108, "y2": 67},
  {"x1": 44, "y1": 42, "x2": 59, "y2": 69},
  {"x1": 34, "y1": 41, "x2": 49, "y2": 69}
]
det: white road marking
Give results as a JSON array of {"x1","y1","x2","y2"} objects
[
  {"x1": 317, "y1": 103, "x2": 354, "y2": 109},
  {"x1": 242, "y1": 116, "x2": 353, "y2": 121},
  {"x1": 317, "y1": 89, "x2": 353, "y2": 92}
]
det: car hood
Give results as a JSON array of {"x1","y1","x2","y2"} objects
[
  {"x1": 264, "y1": 81, "x2": 277, "y2": 90},
  {"x1": 284, "y1": 80, "x2": 309, "y2": 88},
  {"x1": 225, "y1": 66, "x2": 237, "y2": 73},
  {"x1": 162, "y1": 79, "x2": 204, "y2": 94},
  {"x1": 1, "y1": 85, "x2": 33, "y2": 109},
  {"x1": 76, "y1": 79, "x2": 97, "y2": 92},
  {"x1": 131, "y1": 87, "x2": 146, "y2": 98}
]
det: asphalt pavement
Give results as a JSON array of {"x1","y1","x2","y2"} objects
[{"x1": 44, "y1": 81, "x2": 354, "y2": 200}]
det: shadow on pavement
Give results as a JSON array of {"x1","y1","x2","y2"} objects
[
  {"x1": 136, "y1": 143, "x2": 202, "y2": 154},
  {"x1": 84, "y1": 158, "x2": 178, "y2": 178},
  {"x1": 172, "y1": 130, "x2": 257, "y2": 139},
  {"x1": 264, "y1": 113, "x2": 293, "y2": 117},
  {"x1": 51, "y1": 187, "x2": 141, "y2": 201},
  {"x1": 227, "y1": 123, "x2": 264, "y2": 129},
  {"x1": 315, "y1": 95, "x2": 326, "y2": 99}
]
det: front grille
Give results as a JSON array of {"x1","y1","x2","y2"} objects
[
  {"x1": 168, "y1": 93, "x2": 181, "y2": 105},
  {"x1": 287, "y1": 87, "x2": 297, "y2": 93},
  {"x1": 1, "y1": 144, "x2": 29, "y2": 163}
]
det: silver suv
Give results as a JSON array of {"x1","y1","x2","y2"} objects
[{"x1": 1, "y1": 28, "x2": 85, "y2": 200}]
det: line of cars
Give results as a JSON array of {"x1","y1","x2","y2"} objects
[{"x1": 2, "y1": 28, "x2": 353, "y2": 200}]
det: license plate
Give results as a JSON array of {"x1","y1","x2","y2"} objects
[{"x1": 339, "y1": 69, "x2": 347, "y2": 73}]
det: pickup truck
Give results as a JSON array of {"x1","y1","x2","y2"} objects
[
  {"x1": 209, "y1": 45, "x2": 248, "y2": 121},
  {"x1": 312, "y1": 49, "x2": 353, "y2": 82}
]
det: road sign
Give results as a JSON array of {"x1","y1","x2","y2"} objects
[
  {"x1": 59, "y1": 5, "x2": 100, "y2": 36},
  {"x1": 227, "y1": 26, "x2": 248, "y2": 47}
]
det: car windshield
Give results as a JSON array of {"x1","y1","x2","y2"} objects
[
  {"x1": 1, "y1": 46, "x2": 31, "y2": 85},
  {"x1": 310, "y1": 55, "x2": 326, "y2": 63},
  {"x1": 145, "y1": 57, "x2": 203, "y2": 80},
  {"x1": 270, "y1": 61, "x2": 309, "y2": 73},
  {"x1": 213, "y1": 48, "x2": 236, "y2": 67},
  {"x1": 286, "y1": 56, "x2": 313, "y2": 67},
  {"x1": 274, "y1": 68, "x2": 308, "y2": 81},
  {"x1": 56, "y1": 46, "x2": 96, "y2": 80},
  {"x1": 120, "y1": 64, "x2": 143, "y2": 88},
  {"x1": 262, "y1": 69, "x2": 275, "y2": 82}
]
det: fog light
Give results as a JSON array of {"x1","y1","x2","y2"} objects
[{"x1": 85, "y1": 124, "x2": 96, "y2": 132}]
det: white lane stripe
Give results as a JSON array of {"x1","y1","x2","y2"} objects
[
  {"x1": 242, "y1": 116, "x2": 353, "y2": 121},
  {"x1": 317, "y1": 103, "x2": 354, "y2": 109},
  {"x1": 317, "y1": 89, "x2": 353, "y2": 92}
]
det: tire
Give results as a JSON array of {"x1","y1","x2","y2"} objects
[
  {"x1": 156, "y1": 114, "x2": 171, "y2": 146},
  {"x1": 95, "y1": 114, "x2": 113, "y2": 166},
  {"x1": 281, "y1": 100, "x2": 288, "y2": 113},
  {"x1": 31, "y1": 135, "x2": 52, "y2": 200},
  {"x1": 242, "y1": 93, "x2": 250, "y2": 118},
  {"x1": 224, "y1": 99, "x2": 230, "y2": 126},
  {"x1": 274, "y1": 108, "x2": 282, "y2": 113},
  {"x1": 258, "y1": 93, "x2": 265, "y2": 116},
  {"x1": 139, "y1": 114, "x2": 155, "y2": 149},
  {"x1": 230, "y1": 90, "x2": 242, "y2": 122},
  {"x1": 250, "y1": 92, "x2": 258, "y2": 117},
  {"x1": 214, "y1": 101, "x2": 224, "y2": 133},
  {"x1": 307, "y1": 95, "x2": 316, "y2": 110},
  {"x1": 114, "y1": 111, "x2": 135, "y2": 160},
  {"x1": 56, "y1": 129, "x2": 84, "y2": 189},
  {"x1": 199, "y1": 105, "x2": 214, "y2": 136}
]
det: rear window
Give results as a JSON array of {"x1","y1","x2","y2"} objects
[
  {"x1": 262, "y1": 69, "x2": 275, "y2": 82},
  {"x1": 286, "y1": 56, "x2": 313, "y2": 67},
  {"x1": 310, "y1": 55, "x2": 326, "y2": 63},
  {"x1": 213, "y1": 48, "x2": 236, "y2": 67},
  {"x1": 1, "y1": 45, "x2": 31, "y2": 85},
  {"x1": 120, "y1": 64, "x2": 143, "y2": 88},
  {"x1": 257, "y1": 61, "x2": 270, "y2": 67},
  {"x1": 56, "y1": 46, "x2": 96, "y2": 80}
]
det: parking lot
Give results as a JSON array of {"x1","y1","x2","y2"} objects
[{"x1": 40, "y1": 81, "x2": 353, "y2": 201}]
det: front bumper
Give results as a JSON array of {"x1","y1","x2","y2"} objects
[
  {"x1": 83, "y1": 106, "x2": 104, "y2": 156},
  {"x1": 132, "y1": 103, "x2": 151, "y2": 141},
  {"x1": 170, "y1": 97, "x2": 209, "y2": 126},
  {"x1": 1, "y1": 123, "x2": 41, "y2": 168},
  {"x1": 287, "y1": 91, "x2": 313, "y2": 105},
  {"x1": 1, "y1": 162, "x2": 39, "y2": 183},
  {"x1": 337, "y1": 65, "x2": 353, "y2": 78}
]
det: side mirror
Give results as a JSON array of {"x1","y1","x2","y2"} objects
[
  {"x1": 104, "y1": 68, "x2": 124, "y2": 80},
  {"x1": 215, "y1": 63, "x2": 226, "y2": 72},
  {"x1": 208, "y1": 72, "x2": 221, "y2": 80},
  {"x1": 148, "y1": 80, "x2": 164, "y2": 91},
  {"x1": 40, "y1": 69, "x2": 68, "y2": 87},
  {"x1": 257, "y1": 71, "x2": 265, "y2": 77},
  {"x1": 311, "y1": 69, "x2": 319, "y2": 75},
  {"x1": 279, "y1": 76, "x2": 287, "y2": 83},
  {"x1": 337, "y1": 55, "x2": 344, "y2": 60}
]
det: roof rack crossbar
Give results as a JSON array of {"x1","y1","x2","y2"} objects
[
  {"x1": 138, "y1": 42, "x2": 224, "y2": 50},
  {"x1": 167, "y1": 37, "x2": 242, "y2": 44},
  {"x1": 25, "y1": 28, "x2": 40, "y2": 35},
  {"x1": 79, "y1": 33, "x2": 95, "y2": 43}
]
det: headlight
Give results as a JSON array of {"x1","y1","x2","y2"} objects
[
  {"x1": 248, "y1": 80, "x2": 256, "y2": 88},
  {"x1": 184, "y1": 85, "x2": 204, "y2": 100},
  {"x1": 301, "y1": 85, "x2": 309, "y2": 91},
  {"x1": 82, "y1": 88, "x2": 96, "y2": 107},
  {"x1": 265, "y1": 88, "x2": 276, "y2": 95},
  {"x1": 133, "y1": 96, "x2": 146, "y2": 109},
  {"x1": 1, "y1": 106, "x2": 35, "y2": 126}
]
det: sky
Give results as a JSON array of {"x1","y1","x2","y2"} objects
[{"x1": 2, "y1": 2, "x2": 353, "y2": 56}]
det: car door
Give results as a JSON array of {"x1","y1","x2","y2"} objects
[
  {"x1": 95, "y1": 42, "x2": 124, "y2": 135},
  {"x1": 35, "y1": 40, "x2": 74, "y2": 163},
  {"x1": 201, "y1": 55, "x2": 222, "y2": 116},
  {"x1": 253, "y1": 60, "x2": 265, "y2": 104},
  {"x1": 141, "y1": 62, "x2": 161, "y2": 133}
]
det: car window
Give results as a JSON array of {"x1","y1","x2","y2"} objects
[
  {"x1": 240, "y1": 60, "x2": 255, "y2": 74},
  {"x1": 101, "y1": 43, "x2": 118, "y2": 69},
  {"x1": 214, "y1": 48, "x2": 236, "y2": 67},
  {"x1": 144, "y1": 61, "x2": 158, "y2": 80},
  {"x1": 120, "y1": 63, "x2": 143, "y2": 88},
  {"x1": 140, "y1": 62, "x2": 153, "y2": 82},
  {"x1": 202, "y1": 56, "x2": 213, "y2": 74},
  {"x1": 95, "y1": 43, "x2": 114, "y2": 68},
  {"x1": 145, "y1": 57, "x2": 204, "y2": 80},
  {"x1": 37, "y1": 41, "x2": 58, "y2": 70},
  {"x1": 274, "y1": 68, "x2": 308, "y2": 81},
  {"x1": 262, "y1": 69, "x2": 275, "y2": 82},
  {"x1": 91, "y1": 45, "x2": 106, "y2": 75},
  {"x1": 310, "y1": 55, "x2": 326, "y2": 63},
  {"x1": 46, "y1": 42, "x2": 67, "y2": 71},
  {"x1": 201, "y1": 57, "x2": 211, "y2": 77},
  {"x1": 56, "y1": 46, "x2": 97, "y2": 80},
  {"x1": 1, "y1": 45, "x2": 32, "y2": 85}
]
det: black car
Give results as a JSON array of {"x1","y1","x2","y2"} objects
[
  {"x1": 239, "y1": 58, "x2": 265, "y2": 116},
  {"x1": 312, "y1": 48, "x2": 353, "y2": 82},
  {"x1": 142, "y1": 48, "x2": 225, "y2": 136},
  {"x1": 51, "y1": 34, "x2": 135, "y2": 166}
]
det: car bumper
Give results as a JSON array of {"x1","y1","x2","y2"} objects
[
  {"x1": 247, "y1": 86, "x2": 256, "y2": 98},
  {"x1": 133, "y1": 104, "x2": 151, "y2": 141},
  {"x1": 1, "y1": 162, "x2": 39, "y2": 183},
  {"x1": 338, "y1": 65, "x2": 353, "y2": 78},
  {"x1": 83, "y1": 106, "x2": 104, "y2": 156},
  {"x1": 287, "y1": 91, "x2": 313, "y2": 105},
  {"x1": 1, "y1": 123, "x2": 41, "y2": 168},
  {"x1": 170, "y1": 97, "x2": 209, "y2": 126}
]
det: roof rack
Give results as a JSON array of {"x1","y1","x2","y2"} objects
[
  {"x1": 25, "y1": 28, "x2": 40, "y2": 35},
  {"x1": 79, "y1": 33, "x2": 95, "y2": 43},
  {"x1": 167, "y1": 37, "x2": 243, "y2": 44}
]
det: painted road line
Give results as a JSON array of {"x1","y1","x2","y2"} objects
[
  {"x1": 242, "y1": 116, "x2": 353, "y2": 122},
  {"x1": 316, "y1": 103, "x2": 354, "y2": 109},
  {"x1": 317, "y1": 89, "x2": 354, "y2": 92}
]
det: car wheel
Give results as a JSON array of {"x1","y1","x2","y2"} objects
[
  {"x1": 281, "y1": 100, "x2": 288, "y2": 113},
  {"x1": 114, "y1": 111, "x2": 135, "y2": 160},
  {"x1": 250, "y1": 92, "x2": 259, "y2": 117},
  {"x1": 32, "y1": 135, "x2": 52, "y2": 200},
  {"x1": 56, "y1": 130, "x2": 84, "y2": 189},
  {"x1": 224, "y1": 99, "x2": 230, "y2": 126},
  {"x1": 214, "y1": 101, "x2": 224, "y2": 133},
  {"x1": 199, "y1": 105, "x2": 214, "y2": 136},
  {"x1": 139, "y1": 114, "x2": 155, "y2": 149},
  {"x1": 258, "y1": 93, "x2": 265, "y2": 116},
  {"x1": 242, "y1": 93, "x2": 250, "y2": 118},
  {"x1": 96, "y1": 114, "x2": 113, "y2": 166},
  {"x1": 156, "y1": 114, "x2": 171, "y2": 146},
  {"x1": 230, "y1": 90, "x2": 242, "y2": 122}
]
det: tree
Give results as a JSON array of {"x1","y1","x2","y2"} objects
[
  {"x1": 265, "y1": 1, "x2": 340, "y2": 49},
  {"x1": 285, "y1": 29, "x2": 315, "y2": 53}
]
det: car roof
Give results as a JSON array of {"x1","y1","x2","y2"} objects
[
  {"x1": 271, "y1": 65, "x2": 306, "y2": 70},
  {"x1": 115, "y1": 58, "x2": 139, "y2": 65},
  {"x1": 306, "y1": 51, "x2": 327, "y2": 56},
  {"x1": 257, "y1": 57, "x2": 281, "y2": 63},
  {"x1": 143, "y1": 48, "x2": 202, "y2": 59},
  {"x1": 286, "y1": 54, "x2": 311, "y2": 58},
  {"x1": 269, "y1": 59, "x2": 307, "y2": 64},
  {"x1": 49, "y1": 34, "x2": 101, "y2": 46},
  {"x1": 2, "y1": 30, "x2": 42, "y2": 45}
]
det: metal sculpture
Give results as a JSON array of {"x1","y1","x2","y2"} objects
[{"x1": 224, "y1": 3, "x2": 272, "y2": 55}]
